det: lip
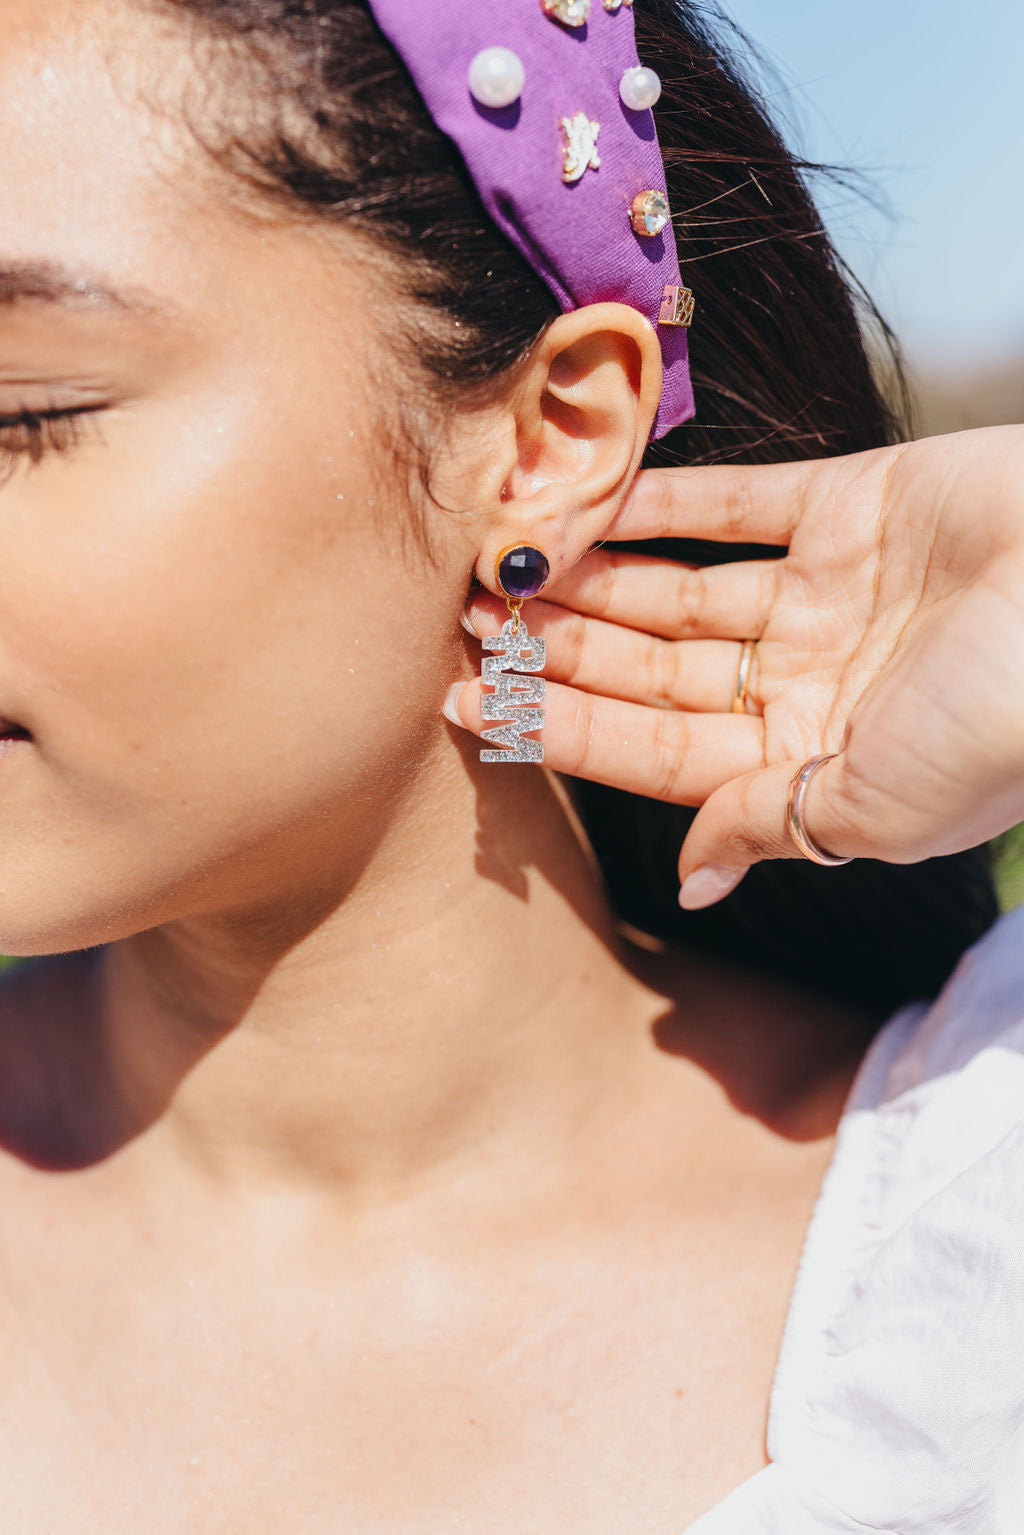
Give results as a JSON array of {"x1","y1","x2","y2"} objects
[{"x1": 0, "y1": 718, "x2": 30, "y2": 742}]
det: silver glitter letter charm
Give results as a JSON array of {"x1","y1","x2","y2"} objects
[{"x1": 479, "y1": 616, "x2": 546, "y2": 763}]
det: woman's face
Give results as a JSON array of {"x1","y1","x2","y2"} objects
[{"x1": 0, "y1": 0, "x2": 474, "y2": 954}]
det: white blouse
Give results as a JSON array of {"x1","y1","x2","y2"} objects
[{"x1": 687, "y1": 901, "x2": 1024, "y2": 1533}]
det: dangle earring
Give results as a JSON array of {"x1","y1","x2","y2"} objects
[{"x1": 479, "y1": 544, "x2": 550, "y2": 762}]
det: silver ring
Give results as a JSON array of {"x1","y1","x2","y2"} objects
[{"x1": 786, "y1": 753, "x2": 853, "y2": 866}]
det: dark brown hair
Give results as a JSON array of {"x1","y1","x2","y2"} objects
[{"x1": 154, "y1": 0, "x2": 998, "y2": 1016}]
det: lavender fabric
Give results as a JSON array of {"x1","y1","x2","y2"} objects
[{"x1": 365, "y1": 0, "x2": 695, "y2": 438}]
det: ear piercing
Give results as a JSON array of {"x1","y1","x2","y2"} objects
[
  {"x1": 477, "y1": 544, "x2": 550, "y2": 763},
  {"x1": 496, "y1": 543, "x2": 550, "y2": 608}
]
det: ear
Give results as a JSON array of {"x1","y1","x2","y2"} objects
[{"x1": 452, "y1": 302, "x2": 663, "y2": 599}]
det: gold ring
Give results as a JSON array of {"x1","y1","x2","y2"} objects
[
  {"x1": 785, "y1": 753, "x2": 853, "y2": 866},
  {"x1": 731, "y1": 639, "x2": 756, "y2": 714}
]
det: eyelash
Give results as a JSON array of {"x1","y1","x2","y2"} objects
[{"x1": 0, "y1": 406, "x2": 106, "y2": 480}]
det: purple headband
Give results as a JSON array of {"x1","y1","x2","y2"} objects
[{"x1": 364, "y1": 0, "x2": 695, "y2": 439}]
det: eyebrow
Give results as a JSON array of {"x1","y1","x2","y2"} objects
[{"x1": 0, "y1": 259, "x2": 170, "y2": 316}]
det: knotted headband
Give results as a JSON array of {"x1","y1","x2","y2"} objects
[{"x1": 365, "y1": 0, "x2": 695, "y2": 438}]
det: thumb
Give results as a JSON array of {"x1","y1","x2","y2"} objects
[{"x1": 676, "y1": 753, "x2": 861, "y2": 910}]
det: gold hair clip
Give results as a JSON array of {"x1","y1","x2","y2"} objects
[{"x1": 658, "y1": 284, "x2": 695, "y2": 327}]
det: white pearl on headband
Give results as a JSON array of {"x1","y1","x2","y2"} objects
[
  {"x1": 619, "y1": 65, "x2": 662, "y2": 111},
  {"x1": 468, "y1": 47, "x2": 525, "y2": 109}
]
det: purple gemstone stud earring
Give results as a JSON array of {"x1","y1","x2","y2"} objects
[
  {"x1": 496, "y1": 543, "x2": 550, "y2": 605},
  {"x1": 478, "y1": 544, "x2": 550, "y2": 764}
]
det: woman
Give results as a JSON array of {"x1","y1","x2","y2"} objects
[{"x1": 0, "y1": 0, "x2": 1020, "y2": 1530}]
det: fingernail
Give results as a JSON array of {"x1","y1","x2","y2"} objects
[
  {"x1": 459, "y1": 607, "x2": 479, "y2": 636},
  {"x1": 442, "y1": 680, "x2": 467, "y2": 726},
  {"x1": 677, "y1": 865, "x2": 748, "y2": 911}
]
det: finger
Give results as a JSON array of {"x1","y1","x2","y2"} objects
[
  {"x1": 463, "y1": 594, "x2": 760, "y2": 714},
  {"x1": 676, "y1": 754, "x2": 868, "y2": 909},
  {"x1": 443, "y1": 674, "x2": 764, "y2": 803},
  {"x1": 470, "y1": 552, "x2": 778, "y2": 642},
  {"x1": 609, "y1": 461, "x2": 817, "y2": 545}
]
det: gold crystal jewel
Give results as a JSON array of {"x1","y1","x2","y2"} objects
[
  {"x1": 541, "y1": 0, "x2": 590, "y2": 27},
  {"x1": 560, "y1": 112, "x2": 601, "y2": 183},
  {"x1": 630, "y1": 189, "x2": 670, "y2": 237},
  {"x1": 658, "y1": 284, "x2": 696, "y2": 328},
  {"x1": 603, "y1": 0, "x2": 633, "y2": 10}
]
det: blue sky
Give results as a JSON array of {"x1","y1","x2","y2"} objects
[{"x1": 715, "y1": 0, "x2": 1024, "y2": 373}]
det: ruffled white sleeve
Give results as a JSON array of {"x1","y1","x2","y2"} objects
[{"x1": 688, "y1": 902, "x2": 1024, "y2": 1534}]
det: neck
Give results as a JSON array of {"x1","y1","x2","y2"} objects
[{"x1": 85, "y1": 743, "x2": 654, "y2": 1203}]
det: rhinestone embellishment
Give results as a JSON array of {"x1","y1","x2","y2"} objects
[
  {"x1": 630, "y1": 189, "x2": 670, "y2": 237},
  {"x1": 560, "y1": 112, "x2": 601, "y2": 183},
  {"x1": 603, "y1": 0, "x2": 633, "y2": 10},
  {"x1": 479, "y1": 618, "x2": 546, "y2": 763},
  {"x1": 541, "y1": 0, "x2": 590, "y2": 26}
]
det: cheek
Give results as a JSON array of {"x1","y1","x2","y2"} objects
[{"x1": 0, "y1": 389, "x2": 464, "y2": 946}]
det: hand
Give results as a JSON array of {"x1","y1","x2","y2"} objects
[{"x1": 445, "y1": 426, "x2": 1024, "y2": 908}]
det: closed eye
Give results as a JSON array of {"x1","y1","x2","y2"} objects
[{"x1": 0, "y1": 405, "x2": 108, "y2": 482}]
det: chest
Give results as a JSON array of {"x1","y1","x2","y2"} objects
[{"x1": 0, "y1": 1147, "x2": 833, "y2": 1535}]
